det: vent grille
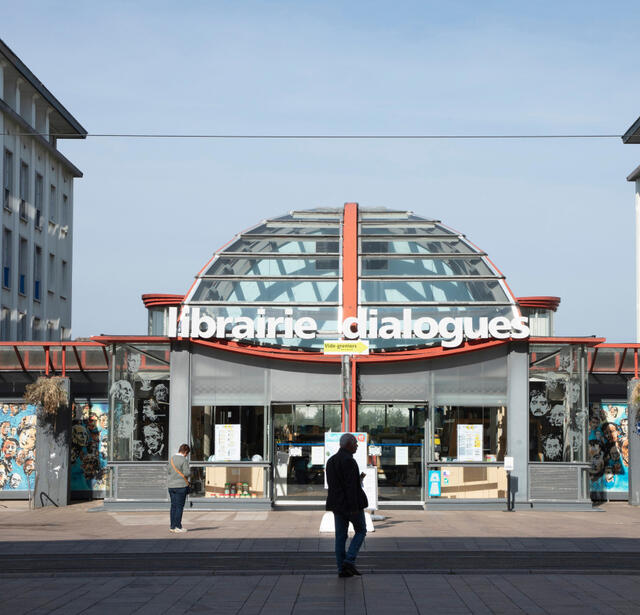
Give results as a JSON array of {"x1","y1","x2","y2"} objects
[
  {"x1": 529, "y1": 465, "x2": 581, "y2": 500},
  {"x1": 116, "y1": 466, "x2": 168, "y2": 500}
]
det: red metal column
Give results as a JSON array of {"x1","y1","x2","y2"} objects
[{"x1": 342, "y1": 202, "x2": 359, "y2": 432}]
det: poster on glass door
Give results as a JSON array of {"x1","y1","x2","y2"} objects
[
  {"x1": 324, "y1": 432, "x2": 368, "y2": 473},
  {"x1": 214, "y1": 424, "x2": 241, "y2": 461},
  {"x1": 457, "y1": 424, "x2": 483, "y2": 461}
]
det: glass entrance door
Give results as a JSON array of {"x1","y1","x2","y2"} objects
[
  {"x1": 357, "y1": 403, "x2": 426, "y2": 501},
  {"x1": 272, "y1": 403, "x2": 341, "y2": 501}
]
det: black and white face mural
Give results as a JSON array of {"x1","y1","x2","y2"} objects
[
  {"x1": 111, "y1": 347, "x2": 170, "y2": 462},
  {"x1": 529, "y1": 347, "x2": 586, "y2": 463}
]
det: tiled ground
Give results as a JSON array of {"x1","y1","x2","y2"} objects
[{"x1": 1, "y1": 572, "x2": 639, "y2": 614}]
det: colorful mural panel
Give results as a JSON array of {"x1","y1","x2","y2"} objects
[
  {"x1": 589, "y1": 402, "x2": 629, "y2": 497},
  {"x1": 71, "y1": 401, "x2": 109, "y2": 493},
  {"x1": 0, "y1": 403, "x2": 37, "y2": 491}
]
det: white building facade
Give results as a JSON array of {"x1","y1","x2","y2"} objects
[{"x1": 0, "y1": 39, "x2": 85, "y2": 341}]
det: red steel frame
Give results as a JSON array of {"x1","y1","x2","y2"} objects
[{"x1": 342, "y1": 202, "x2": 359, "y2": 431}]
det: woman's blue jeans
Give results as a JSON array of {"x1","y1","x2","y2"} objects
[
  {"x1": 168, "y1": 487, "x2": 188, "y2": 529},
  {"x1": 333, "y1": 510, "x2": 367, "y2": 571}
]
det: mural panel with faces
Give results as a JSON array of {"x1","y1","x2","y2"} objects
[
  {"x1": 70, "y1": 401, "x2": 109, "y2": 493},
  {"x1": 109, "y1": 344, "x2": 171, "y2": 462},
  {"x1": 529, "y1": 346, "x2": 587, "y2": 463},
  {"x1": 0, "y1": 403, "x2": 37, "y2": 491},
  {"x1": 588, "y1": 402, "x2": 629, "y2": 497}
]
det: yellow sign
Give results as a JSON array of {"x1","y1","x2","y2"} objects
[{"x1": 323, "y1": 340, "x2": 370, "y2": 355}]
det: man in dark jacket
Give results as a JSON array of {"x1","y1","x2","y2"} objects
[{"x1": 325, "y1": 433, "x2": 368, "y2": 577}]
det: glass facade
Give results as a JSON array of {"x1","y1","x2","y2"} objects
[{"x1": 183, "y1": 208, "x2": 520, "y2": 351}]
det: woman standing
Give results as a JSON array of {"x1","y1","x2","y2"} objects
[{"x1": 167, "y1": 443, "x2": 190, "y2": 533}]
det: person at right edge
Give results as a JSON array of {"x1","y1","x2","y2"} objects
[
  {"x1": 167, "y1": 443, "x2": 191, "y2": 533},
  {"x1": 325, "y1": 433, "x2": 368, "y2": 578}
]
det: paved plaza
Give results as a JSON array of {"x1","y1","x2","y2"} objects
[{"x1": 1, "y1": 501, "x2": 640, "y2": 613}]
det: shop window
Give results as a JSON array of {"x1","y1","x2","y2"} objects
[
  {"x1": 110, "y1": 343, "x2": 171, "y2": 461},
  {"x1": 434, "y1": 406, "x2": 507, "y2": 462},
  {"x1": 528, "y1": 345, "x2": 587, "y2": 462},
  {"x1": 190, "y1": 405, "x2": 264, "y2": 462}
]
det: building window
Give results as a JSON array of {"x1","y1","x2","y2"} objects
[
  {"x1": 61, "y1": 260, "x2": 68, "y2": 298},
  {"x1": 2, "y1": 227, "x2": 12, "y2": 289},
  {"x1": 18, "y1": 237, "x2": 27, "y2": 295},
  {"x1": 61, "y1": 326, "x2": 70, "y2": 341},
  {"x1": 17, "y1": 312, "x2": 26, "y2": 341},
  {"x1": 62, "y1": 194, "x2": 69, "y2": 227},
  {"x1": 48, "y1": 253, "x2": 55, "y2": 292},
  {"x1": 49, "y1": 184, "x2": 56, "y2": 223},
  {"x1": 3, "y1": 149, "x2": 13, "y2": 211},
  {"x1": 47, "y1": 321, "x2": 55, "y2": 341},
  {"x1": 34, "y1": 173, "x2": 43, "y2": 229},
  {"x1": 33, "y1": 246, "x2": 42, "y2": 301},
  {"x1": 0, "y1": 307, "x2": 10, "y2": 340},
  {"x1": 32, "y1": 317, "x2": 41, "y2": 341},
  {"x1": 19, "y1": 162, "x2": 29, "y2": 220}
]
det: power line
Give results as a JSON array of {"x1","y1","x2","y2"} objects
[{"x1": 0, "y1": 132, "x2": 624, "y2": 139}]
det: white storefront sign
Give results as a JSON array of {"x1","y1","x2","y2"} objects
[{"x1": 168, "y1": 307, "x2": 529, "y2": 349}]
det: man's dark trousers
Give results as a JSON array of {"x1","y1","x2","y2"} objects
[{"x1": 333, "y1": 509, "x2": 367, "y2": 572}]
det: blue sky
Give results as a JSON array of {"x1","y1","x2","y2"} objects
[{"x1": 4, "y1": 1, "x2": 640, "y2": 340}]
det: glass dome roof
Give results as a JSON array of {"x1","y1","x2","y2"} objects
[{"x1": 183, "y1": 206, "x2": 519, "y2": 350}]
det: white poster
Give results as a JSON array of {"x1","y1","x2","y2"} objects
[
  {"x1": 214, "y1": 424, "x2": 241, "y2": 461},
  {"x1": 324, "y1": 432, "x2": 368, "y2": 488},
  {"x1": 395, "y1": 446, "x2": 409, "y2": 465},
  {"x1": 457, "y1": 424, "x2": 483, "y2": 462},
  {"x1": 311, "y1": 445, "x2": 325, "y2": 466}
]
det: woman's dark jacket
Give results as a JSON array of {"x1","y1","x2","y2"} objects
[{"x1": 325, "y1": 448, "x2": 368, "y2": 513}]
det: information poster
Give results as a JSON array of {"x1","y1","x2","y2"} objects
[
  {"x1": 311, "y1": 445, "x2": 325, "y2": 466},
  {"x1": 324, "y1": 432, "x2": 368, "y2": 473},
  {"x1": 214, "y1": 424, "x2": 241, "y2": 461},
  {"x1": 457, "y1": 424, "x2": 483, "y2": 461},
  {"x1": 395, "y1": 446, "x2": 409, "y2": 465}
]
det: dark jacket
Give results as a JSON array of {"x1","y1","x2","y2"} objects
[{"x1": 325, "y1": 448, "x2": 368, "y2": 513}]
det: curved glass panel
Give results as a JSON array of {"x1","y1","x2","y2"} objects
[
  {"x1": 225, "y1": 238, "x2": 340, "y2": 254},
  {"x1": 360, "y1": 239, "x2": 475, "y2": 254},
  {"x1": 360, "y1": 279, "x2": 509, "y2": 303},
  {"x1": 360, "y1": 225, "x2": 456, "y2": 236},
  {"x1": 205, "y1": 257, "x2": 339, "y2": 277},
  {"x1": 192, "y1": 279, "x2": 339, "y2": 303},
  {"x1": 361, "y1": 257, "x2": 493, "y2": 277},
  {"x1": 245, "y1": 224, "x2": 339, "y2": 236},
  {"x1": 359, "y1": 211, "x2": 428, "y2": 221}
]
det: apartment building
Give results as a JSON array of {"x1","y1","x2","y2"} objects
[{"x1": 0, "y1": 39, "x2": 85, "y2": 341}]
